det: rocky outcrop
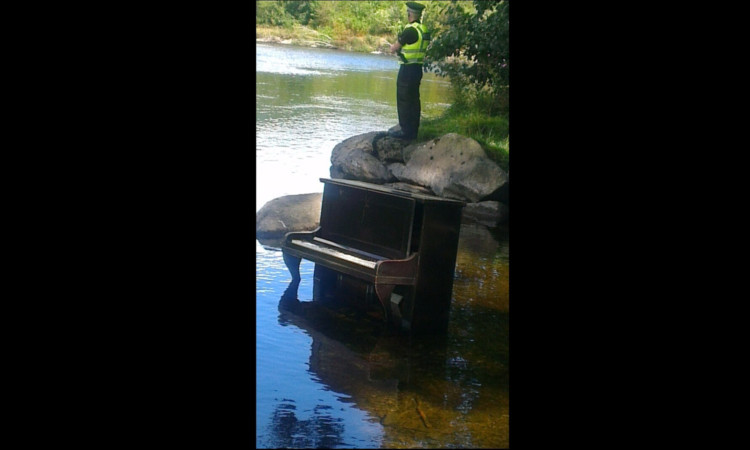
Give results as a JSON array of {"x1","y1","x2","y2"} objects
[
  {"x1": 388, "y1": 133, "x2": 508, "y2": 203},
  {"x1": 329, "y1": 131, "x2": 508, "y2": 204},
  {"x1": 257, "y1": 132, "x2": 508, "y2": 243}
]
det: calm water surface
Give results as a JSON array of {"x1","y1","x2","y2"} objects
[{"x1": 256, "y1": 43, "x2": 509, "y2": 448}]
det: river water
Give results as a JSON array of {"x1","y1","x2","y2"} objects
[{"x1": 256, "y1": 43, "x2": 509, "y2": 448}]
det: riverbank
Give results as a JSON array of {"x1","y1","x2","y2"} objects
[{"x1": 256, "y1": 25, "x2": 391, "y2": 53}]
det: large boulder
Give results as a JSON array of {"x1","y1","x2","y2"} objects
[
  {"x1": 389, "y1": 133, "x2": 508, "y2": 203},
  {"x1": 256, "y1": 193, "x2": 323, "y2": 241},
  {"x1": 330, "y1": 131, "x2": 394, "y2": 184}
]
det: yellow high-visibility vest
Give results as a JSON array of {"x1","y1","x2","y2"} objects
[{"x1": 400, "y1": 22, "x2": 429, "y2": 65}]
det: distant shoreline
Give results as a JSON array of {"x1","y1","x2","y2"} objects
[
  {"x1": 257, "y1": 38, "x2": 391, "y2": 56},
  {"x1": 256, "y1": 36, "x2": 337, "y2": 49},
  {"x1": 256, "y1": 25, "x2": 392, "y2": 54}
]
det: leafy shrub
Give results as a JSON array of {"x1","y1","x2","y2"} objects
[
  {"x1": 256, "y1": 1, "x2": 295, "y2": 27},
  {"x1": 425, "y1": 0, "x2": 509, "y2": 114}
]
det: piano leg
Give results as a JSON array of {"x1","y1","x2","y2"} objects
[
  {"x1": 374, "y1": 283, "x2": 396, "y2": 323},
  {"x1": 279, "y1": 279, "x2": 301, "y2": 313},
  {"x1": 281, "y1": 278, "x2": 301, "y2": 302},
  {"x1": 282, "y1": 252, "x2": 302, "y2": 281}
]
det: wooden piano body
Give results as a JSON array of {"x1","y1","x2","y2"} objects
[{"x1": 281, "y1": 178, "x2": 465, "y2": 333}]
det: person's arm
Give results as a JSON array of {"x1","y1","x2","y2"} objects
[{"x1": 390, "y1": 27, "x2": 419, "y2": 53}]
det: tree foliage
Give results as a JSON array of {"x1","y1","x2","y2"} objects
[
  {"x1": 256, "y1": 1, "x2": 293, "y2": 27},
  {"x1": 257, "y1": 1, "x2": 403, "y2": 35},
  {"x1": 425, "y1": 0, "x2": 508, "y2": 113},
  {"x1": 283, "y1": 0, "x2": 315, "y2": 25}
]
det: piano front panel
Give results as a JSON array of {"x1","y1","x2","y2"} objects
[{"x1": 319, "y1": 183, "x2": 415, "y2": 260}]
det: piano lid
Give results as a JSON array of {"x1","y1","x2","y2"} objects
[{"x1": 320, "y1": 178, "x2": 466, "y2": 206}]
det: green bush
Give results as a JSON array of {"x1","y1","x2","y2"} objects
[{"x1": 425, "y1": 1, "x2": 508, "y2": 108}]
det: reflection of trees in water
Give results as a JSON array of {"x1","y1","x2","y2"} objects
[{"x1": 266, "y1": 402, "x2": 345, "y2": 449}]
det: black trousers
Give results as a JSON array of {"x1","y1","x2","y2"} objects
[{"x1": 396, "y1": 63, "x2": 423, "y2": 139}]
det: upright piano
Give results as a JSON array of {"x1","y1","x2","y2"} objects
[{"x1": 282, "y1": 178, "x2": 465, "y2": 333}]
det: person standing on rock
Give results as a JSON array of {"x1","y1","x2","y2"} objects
[{"x1": 388, "y1": 2, "x2": 429, "y2": 141}]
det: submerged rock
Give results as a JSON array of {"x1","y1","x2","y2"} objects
[
  {"x1": 462, "y1": 201, "x2": 509, "y2": 227},
  {"x1": 256, "y1": 192, "x2": 323, "y2": 242}
]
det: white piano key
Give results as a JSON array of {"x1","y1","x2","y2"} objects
[{"x1": 290, "y1": 239, "x2": 378, "y2": 269}]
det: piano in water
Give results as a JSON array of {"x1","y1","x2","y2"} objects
[{"x1": 282, "y1": 178, "x2": 465, "y2": 333}]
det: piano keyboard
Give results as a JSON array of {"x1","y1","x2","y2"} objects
[{"x1": 290, "y1": 239, "x2": 378, "y2": 269}]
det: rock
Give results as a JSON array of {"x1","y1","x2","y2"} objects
[
  {"x1": 374, "y1": 135, "x2": 407, "y2": 163},
  {"x1": 330, "y1": 132, "x2": 393, "y2": 183},
  {"x1": 329, "y1": 164, "x2": 346, "y2": 179},
  {"x1": 457, "y1": 222, "x2": 501, "y2": 257},
  {"x1": 462, "y1": 201, "x2": 509, "y2": 227},
  {"x1": 389, "y1": 133, "x2": 508, "y2": 203},
  {"x1": 330, "y1": 148, "x2": 393, "y2": 183},
  {"x1": 401, "y1": 141, "x2": 420, "y2": 163},
  {"x1": 256, "y1": 193, "x2": 323, "y2": 241},
  {"x1": 334, "y1": 131, "x2": 383, "y2": 156},
  {"x1": 383, "y1": 181, "x2": 436, "y2": 196}
]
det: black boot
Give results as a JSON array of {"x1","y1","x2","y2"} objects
[{"x1": 387, "y1": 125, "x2": 403, "y2": 137}]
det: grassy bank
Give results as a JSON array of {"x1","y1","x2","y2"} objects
[{"x1": 419, "y1": 105, "x2": 509, "y2": 172}]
